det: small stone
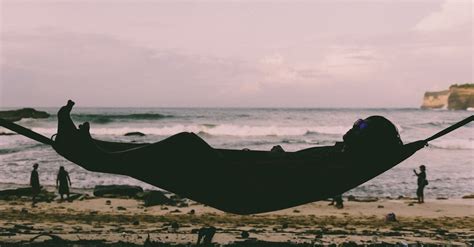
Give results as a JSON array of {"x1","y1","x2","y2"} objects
[
  {"x1": 105, "y1": 200, "x2": 111, "y2": 205},
  {"x1": 171, "y1": 222, "x2": 179, "y2": 230}
]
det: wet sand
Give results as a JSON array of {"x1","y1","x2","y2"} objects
[{"x1": 0, "y1": 191, "x2": 473, "y2": 246}]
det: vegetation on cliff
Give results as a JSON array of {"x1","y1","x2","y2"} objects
[{"x1": 422, "y1": 83, "x2": 474, "y2": 110}]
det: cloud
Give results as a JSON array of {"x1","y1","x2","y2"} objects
[
  {"x1": 414, "y1": 0, "x2": 472, "y2": 32},
  {"x1": 318, "y1": 47, "x2": 383, "y2": 80},
  {"x1": 0, "y1": 30, "x2": 260, "y2": 106}
]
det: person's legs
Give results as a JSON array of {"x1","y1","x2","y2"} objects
[
  {"x1": 416, "y1": 187, "x2": 422, "y2": 203},
  {"x1": 420, "y1": 187, "x2": 425, "y2": 203}
]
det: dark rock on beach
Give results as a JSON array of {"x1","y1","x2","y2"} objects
[
  {"x1": 0, "y1": 187, "x2": 55, "y2": 202},
  {"x1": 124, "y1": 132, "x2": 146, "y2": 137},
  {"x1": 0, "y1": 108, "x2": 50, "y2": 122},
  {"x1": 141, "y1": 190, "x2": 174, "y2": 207},
  {"x1": 0, "y1": 132, "x2": 16, "y2": 136},
  {"x1": 93, "y1": 185, "x2": 143, "y2": 198}
]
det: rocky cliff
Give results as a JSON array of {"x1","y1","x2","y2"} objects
[{"x1": 421, "y1": 84, "x2": 474, "y2": 110}]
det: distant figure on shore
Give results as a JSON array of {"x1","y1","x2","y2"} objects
[
  {"x1": 414, "y1": 165, "x2": 428, "y2": 203},
  {"x1": 30, "y1": 163, "x2": 41, "y2": 206},
  {"x1": 329, "y1": 194, "x2": 344, "y2": 209},
  {"x1": 56, "y1": 166, "x2": 71, "y2": 200}
]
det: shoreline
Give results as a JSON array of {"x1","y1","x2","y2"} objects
[{"x1": 0, "y1": 187, "x2": 473, "y2": 246}]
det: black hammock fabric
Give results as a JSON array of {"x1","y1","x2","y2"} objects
[{"x1": 0, "y1": 103, "x2": 472, "y2": 215}]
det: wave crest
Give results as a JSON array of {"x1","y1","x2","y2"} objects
[
  {"x1": 69, "y1": 113, "x2": 173, "y2": 124},
  {"x1": 32, "y1": 124, "x2": 350, "y2": 137}
]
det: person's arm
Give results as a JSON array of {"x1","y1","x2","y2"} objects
[
  {"x1": 67, "y1": 173, "x2": 71, "y2": 186},
  {"x1": 30, "y1": 172, "x2": 33, "y2": 186},
  {"x1": 413, "y1": 169, "x2": 419, "y2": 176},
  {"x1": 56, "y1": 174, "x2": 59, "y2": 188}
]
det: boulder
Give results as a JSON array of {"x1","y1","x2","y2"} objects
[
  {"x1": 142, "y1": 190, "x2": 174, "y2": 207},
  {"x1": 93, "y1": 185, "x2": 143, "y2": 198},
  {"x1": 0, "y1": 108, "x2": 50, "y2": 122},
  {"x1": 0, "y1": 187, "x2": 55, "y2": 202}
]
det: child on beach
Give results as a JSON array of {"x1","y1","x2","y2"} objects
[{"x1": 413, "y1": 165, "x2": 428, "y2": 203}]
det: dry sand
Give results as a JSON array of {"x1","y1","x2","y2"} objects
[{"x1": 0, "y1": 192, "x2": 473, "y2": 246}]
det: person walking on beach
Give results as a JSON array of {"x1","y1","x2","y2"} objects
[
  {"x1": 56, "y1": 166, "x2": 71, "y2": 201},
  {"x1": 414, "y1": 165, "x2": 428, "y2": 203},
  {"x1": 30, "y1": 163, "x2": 41, "y2": 207}
]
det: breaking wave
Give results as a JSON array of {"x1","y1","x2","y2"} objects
[
  {"x1": 69, "y1": 113, "x2": 174, "y2": 124},
  {"x1": 430, "y1": 139, "x2": 474, "y2": 150},
  {"x1": 31, "y1": 124, "x2": 350, "y2": 137}
]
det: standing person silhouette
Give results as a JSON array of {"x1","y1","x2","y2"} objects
[
  {"x1": 30, "y1": 163, "x2": 41, "y2": 207},
  {"x1": 413, "y1": 165, "x2": 428, "y2": 203},
  {"x1": 56, "y1": 166, "x2": 71, "y2": 201}
]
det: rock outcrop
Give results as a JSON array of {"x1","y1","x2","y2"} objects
[
  {"x1": 421, "y1": 84, "x2": 474, "y2": 110},
  {"x1": 93, "y1": 185, "x2": 143, "y2": 198},
  {"x1": 0, "y1": 108, "x2": 50, "y2": 122}
]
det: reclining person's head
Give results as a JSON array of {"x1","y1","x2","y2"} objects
[{"x1": 343, "y1": 116, "x2": 402, "y2": 153}]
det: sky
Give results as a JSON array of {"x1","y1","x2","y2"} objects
[{"x1": 0, "y1": 0, "x2": 472, "y2": 107}]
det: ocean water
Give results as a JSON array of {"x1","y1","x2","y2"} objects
[{"x1": 0, "y1": 107, "x2": 472, "y2": 198}]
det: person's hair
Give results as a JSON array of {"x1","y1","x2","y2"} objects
[
  {"x1": 343, "y1": 115, "x2": 402, "y2": 152},
  {"x1": 420, "y1": 165, "x2": 426, "y2": 170}
]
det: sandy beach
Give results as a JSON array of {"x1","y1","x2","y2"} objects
[{"x1": 0, "y1": 187, "x2": 473, "y2": 246}]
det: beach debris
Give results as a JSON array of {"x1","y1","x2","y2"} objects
[
  {"x1": 436, "y1": 197, "x2": 448, "y2": 200},
  {"x1": 197, "y1": 226, "x2": 216, "y2": 244},
  {"x1": 170, "y1": 222, "x2": 180, "y2": 231},
  {"x1": 188, "y1": 209, "x2": 196, "y2": 215},
  {"x1": 29, "y1": 233, "x2": 64, "y2": 243},
  {"x1": 93, "y1": 185, "x2": 143, "y2": 198},
  {"x1": 124, "y1": 131, "x2": 146, "y2": 137},
  {"x1": 385, "y1": 213, "x2": 397, "y2": 222},
  {"x1": 116, "y1": 206, "x2": 127, "y2": 211},
  {"x1": 347, "y1": 195, "x2": 378, "y2": 202},
  {"x1": 170, "y1": 209, "x2": 181, "y2": 213},
  {"x1": 66, "y1": 193, "x2": 86, "y2": 201},
  {"x1": 240, "y1": 230, "x2": 250, "y2": 239},
  {"x1": 377, "y1": 205, "x2": 384, "y2": 208},
  {"x1": 106, "y1": 200, "x2": 111, "y2": 205},
  {"x1": 293, "y1": 209, "x2": 300, "y2": 213}
]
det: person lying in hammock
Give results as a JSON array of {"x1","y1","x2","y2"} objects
[{"x1": 50, "y1": 100, "x2": 428, "y2": 214}]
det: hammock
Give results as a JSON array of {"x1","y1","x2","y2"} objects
[{"x1": 0, "y1": 102, "x2": 472, "y2": 215}]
